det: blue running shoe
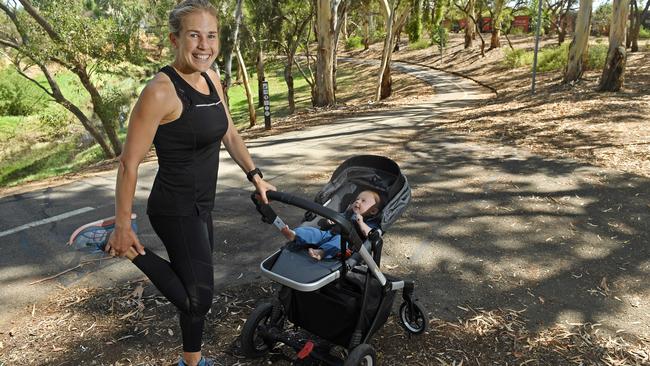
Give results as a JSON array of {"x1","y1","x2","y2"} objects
[
  {"x1": 67, "y1": 214, "x2": 138, "y2": 252},
  {"x1": 178, "y1": 357, "x2": 214, "y2": 366}
]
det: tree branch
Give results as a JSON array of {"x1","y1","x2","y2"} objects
[
  {"x1": 14, "y1": 66, "x2": 54, "y2": 98},
  {"x1": 17, "y1": 0, "x2": 63, "y2": 43}
]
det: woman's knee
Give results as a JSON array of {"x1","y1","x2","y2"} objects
[{"x1": 187, "y1": 287, "x2": 214, "y2": 316}]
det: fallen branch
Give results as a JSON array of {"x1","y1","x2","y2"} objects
[{"x1": 29, "y1": 257, "x2": 112, "y2": 285}]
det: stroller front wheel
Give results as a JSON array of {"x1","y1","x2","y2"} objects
[
  {"x1": 344, "y1": 343, "x2": 376, "y2": 366},
  {"x1": 399, "y1": 301, "x2": 428, "y2": 334},
  {"x1": 240, "y1": 302, "x2": 280, "y2": 358}
]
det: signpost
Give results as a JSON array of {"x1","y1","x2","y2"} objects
[{"x1": 262, "y1": 80, "x2": 271, "y2": 129}]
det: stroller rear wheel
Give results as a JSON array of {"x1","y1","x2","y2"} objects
[
  {"x1": 344, "y1": 344, "x2": 376, "y2": 366},
  {"x1": 398, "y1": 301, "x2": 427, "y2": 334},
  {"x1": 240, "y1": 302, "x2": 281, "y2": 358}
]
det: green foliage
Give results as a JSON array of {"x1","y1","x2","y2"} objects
[
  {"x1": 37, "y1": 104, "x2": 74, "y2": 139},
  {"x1": 503, "y1": 48, "x2": 533, "y2": 68},
  {"x1": 410, "y1": 39, "x2": 430, "y2": 50},
  {"x1": 527, "y1": 0, "x2": 552, "y2": 35},
  {"x1": 536, "y1": 43, "x2": 569, "y2": 72},
  {"x1": 639, "y1": 26, "x2": 650, "y2": 39},
  {"x1": 0, "y1": 68, "x2": 46, "y2": 116},
  {"x1": 345, "y1": 36, "x2": 364, "y2": 50},
  {"x1": 406, "y1": 0, "x2": 423, "y2": 42},
  {"x1": 586, "y1": 44, "x2": 608, "y2": 69},
  {"x1": 503, "y1": 43, "x2": 609, "y2": 71},
  {"x1": 98, "y1": 85, "x2": 134, "y2": 130},
  {"x1": 592, "y1": 2, "x2": 612, "y2": 36},
  {"x1": 430, "y1": 25, "x2": 448, "y2": 47}
]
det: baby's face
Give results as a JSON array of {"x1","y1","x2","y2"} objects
[{"x1": 351, "y1": 191, "x2": 378, "y2": 215}]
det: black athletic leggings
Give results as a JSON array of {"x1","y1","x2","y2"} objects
[{"x1": 131, "y1": 214, "x2": 214, "y2": 352}]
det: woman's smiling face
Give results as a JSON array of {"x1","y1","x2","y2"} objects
[{"x1": 170, "y1": 10, "x2": 219, "y2": 73}]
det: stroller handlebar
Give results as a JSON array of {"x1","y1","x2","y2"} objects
[{"x1": 253, "y1": 191, "x2": 364, "y2": 250}]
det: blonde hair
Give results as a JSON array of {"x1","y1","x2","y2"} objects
[{"x1": 169, "y1": 0, "x2": 218, "y2": 36}]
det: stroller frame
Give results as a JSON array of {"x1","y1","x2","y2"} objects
[{"x1": 242, "y1": 156, "x2": 427, "y2": 365}]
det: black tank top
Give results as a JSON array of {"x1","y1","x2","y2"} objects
[{"x1": 147, "y1": 66, "x2": 229, "y2": 216}]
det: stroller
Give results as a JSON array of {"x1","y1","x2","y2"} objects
[{"x1": 242, "y1": 155, "x2": 427, "y2": 365}]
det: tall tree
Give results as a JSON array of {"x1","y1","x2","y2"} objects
[
  {"x1": 223, "y1": 0, "x2": 245, "y2": 91},
  {"x1": 376, "y1": 0, "x2": 410, "y2": 100},
  {"x1": 406, "y1": 0, "x2": 423, "y2": 42},
  {"x1": 0, "y1": 0, "x2": 146, "y2": 157},
  {"x1": 314, "y1": 0, "x2": 344, "y2": 106},
  {"x1": 489, "y1": 0, "x2": 506, "y2": 49},
  {"x1": 598, "y1": 0, "x2": 631, "y2": 91},
  {"x1": 627, "y1": 0, "x2": 650, "y2": 51},
  {"x1": 563, "y1": 0, "x2": 592, "y2": 83},
  {"x1": 558, "y1": 0, "x2": 576, "y2": 44},
  {"x1": 464, "y1": 0, "x2": 476, "y2": 47}
]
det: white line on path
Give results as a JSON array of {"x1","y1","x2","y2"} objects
[{"x1": 0, "y1": 206, "x2": 95, "y2": 238}]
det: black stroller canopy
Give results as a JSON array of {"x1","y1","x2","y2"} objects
[{"x1": 314, "y1": 155, "x2": 410, "y2": 231}]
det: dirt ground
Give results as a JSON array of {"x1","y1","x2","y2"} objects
[{"x1": 2, "y1": 35, "x2": 650, "y2": 365}]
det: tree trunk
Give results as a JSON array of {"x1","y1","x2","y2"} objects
[
  {"x1": 626, "y1": 0, "x2": 635, "y2": 49},
  {"x1": 256, "y1": 48, "x2": 265, "y2": 108},
  {"x1": 74, "y1": 65, "x2": 122, "y2": 156},
  {"x1": 363, "y1": 12, "x2": 370, "y2": 50},
  {"x1": 465, "y1": 0, "x2": 475, "y2": 48},
  {"x1": 380, "y1": 58, "x2": 392, "y2": 99},
  {"x1": 38, "y1": 63, "x2": 114, "y2": 158},
  {"x1": 225, "y1": 0, "x2": 244, "y2": 89},
  {"x1": 376, "y1": 0, "x2": 395, "y2": 101},
  {"x1": 236, "y1": 47, "x2": 257, "y2": 127},
  {"x1": 489, "y1": 0, "x2": 505, "y2": 49},
  {"x1": 558, "y1": 0, "x2": 575, "y2": 45},
  {"x1": 342, "y1": 7, "x2": 349, "y2": 40},
  {"x1": 564, "y1": 0, "x2": 592, "y2": 83},
  {"x1": 314, "y1": 0, "x2": 341, "y2": 107},
  {"x1": 285, "y1": 54, "x2": 296, "y2": 114},
  {"x1": 598, "y1": 0, "x2": 631, "y2": 91}
]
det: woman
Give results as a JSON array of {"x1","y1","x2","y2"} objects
[{"x1": 106, "y1": 1, "x2": 275, "y2": 365}]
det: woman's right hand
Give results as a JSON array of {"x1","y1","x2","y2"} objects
[{"x1": 106, "y1": 226, "x2": 145, "y2": 257}]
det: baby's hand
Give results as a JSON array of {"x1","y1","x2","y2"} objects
[{"x1": 352, "y1": 213, "x2": 364, "y2": 224}]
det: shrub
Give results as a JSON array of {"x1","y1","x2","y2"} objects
[
  {"x1": 536, "y1": 43, "x2": 569, "y2": 72},
  {"x1": 586, "y1": 44, "x2": 608, "y2": 70},
  {"x1": 503, "y1": 48, "x2": 532, "y2": 68},
  {"x1": 0, "y1": 68, "x2": 45, "y2": 116},
  {"x1": 38, "y1": 105, "x2": 74, "y2": 139},
  {"x1": 345, "y1": 35, "x2": 363, "y2": 50},
  {"x1": 410, "y1": 39, "x2": 430, "y2": 50},
  {"x1": 639, "y1": 26, "x2": 650, "y2": 40}
]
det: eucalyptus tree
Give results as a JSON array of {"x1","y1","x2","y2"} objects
[
  {"x1": 627, "y1": 0, "x2": 650, "y2": 52},
  {"x1": 488, "y1": 0, "x2": 505, "y2": 49},
  {"x1": 598, "y1": 0, "x2": 630, "y2": 91},
  {"x1": 563, "y1": 0, "x2": 591, "y2": 83},
  {"x1": 376, "y1": 0, "x2": 410, "y2": 100},
  {"x1": 313, "y1": 0, "x2": 346, "y2": 106},
  {"x1": 0, "y1": 0, "x2": 147, "y2": 158},
  {"x1": 406, "y1": 0, "x2": 423, "y2": 42}
]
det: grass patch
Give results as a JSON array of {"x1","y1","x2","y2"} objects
[
  {"x1": 345, "y1": 36, "x2": 364, "y2": 50},
  {"x1": 639, "y1": 26, "x2": 650, "y2": 39},
  {"x1": 226, "y1": 61, "x2": 312, "y2": 129},
  {"x1": 0, "y1": 115, "x2": 24, "y2": 141},
  {"x1": 409, "y1": 39, "x2": 431, "y2": 50},
  {"x1": 503, "y1": 43, "x2": 609, "y2": 71}
]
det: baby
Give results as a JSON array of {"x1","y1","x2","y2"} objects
[{"x1": 281, "y1": 190, "x2": 381, "y2": 260}]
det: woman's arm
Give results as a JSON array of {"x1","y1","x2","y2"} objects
[
  {"x1": 207, "y1": 69, "x2": 276, "y2": 203},
  {"x1": 107, "y1": 75, "x2": 178, "y2": 257}
]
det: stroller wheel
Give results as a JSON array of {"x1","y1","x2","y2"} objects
[
  {"x1": 343, "y1": 344, "x2": 376, "y2": 366},
  {"x1": 398, "y1": 301, "x2": 428, "y2": 334},
  {"x1": 240, "y1": 302, "x2": 279, "y2": 358}
]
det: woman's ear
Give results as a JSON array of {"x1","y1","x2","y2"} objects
[{"x1": 169, "y1": 33, "x2": 178, "y2": 49}]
